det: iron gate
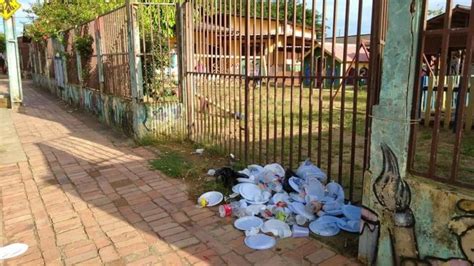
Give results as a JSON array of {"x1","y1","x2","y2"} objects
[{"x1": 181, "y1": 0, "x2": 384, "y2": 202}]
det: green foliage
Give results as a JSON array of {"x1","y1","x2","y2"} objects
[
  {"x1": 428, "y1": 8, "x2": 444, "y2": 18},
  {"x1": 150, "y1": 150, "x2": 192, "y2": 178},
  {"x1": 74, "y1": 33, "x2": 94, "y2": 84},
  {"x1": 223, "y1": 0, "x2": 322, "y2": 28},
  {"x1": 0, "y1": 33, "x2": 5, "y2": 54},
  {"x1": 25, "y1": 0, "x2": 124, "y2": 41},
  {"x1": 137, "y1": 2, "x2": 179, "y2": 100},
  {"x1": 74, "y1": 35, "x2": 94, "y2": 60}
]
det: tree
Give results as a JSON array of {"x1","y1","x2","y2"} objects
[
  {"x1": 25, "y1": 0, "x2": 124, "y2": 41},
  {"x1": 427, "y1": 8, "x2": 444, "y2": 18},
  {"x1": 0, "y1": 33, "x2": 5, "y2": 54},
  {"x1": 229, "y1": 0, "x2": 322, "y2": 28}
]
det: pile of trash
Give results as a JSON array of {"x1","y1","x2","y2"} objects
[{"x1": 198, "y1": 159, "x2": 362, "y2": 251}]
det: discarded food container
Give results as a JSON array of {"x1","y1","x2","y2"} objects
[
  {"x1": 219, "y1": 204, "x2": 233, "y2": 217},
  {"x1": 197, "y1": 191, "x2": 223, "y2": 207},
  {"x1": 244, "y1": 234, "x2": 276, "y2": 250},
  {"x1": 295, "y1": 214, "x2": 307, "y2": 226},
  {"x1": 342, "y1": 204, "x2": 362, "y2": 221},
  {"x1": 292, "y1": 225, "x2": 310, "y2": 237},
  {"x1": 234, "y1": 216, "x2": 264, "y2": 231},
  {"x1": 337, "y1": 219, "x2": 360, "y2": 233},
  {"x1": 296, "y1": 159, "x2": 327, "y2": 183},
  {"x1": 263, "y1": 163, "x2": 285, "y2": 178},
  {"x1": 194, "y1": 148, "x2": 204, "y2": 155},
  {"x1": 326, "y1": 181, "x2": 345, "y2": 202},
  {"x1": 0, "y1": 243, "x2": 29, "y2": 260},
  {"x1": 261, "y1": 219, "x2": 292, "y2": 238},
  {"x1": 309, "y1": 216, "x2": 342, "y2": 237}
]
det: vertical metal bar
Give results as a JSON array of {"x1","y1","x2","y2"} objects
[
  {"x1": 364, "y1": 0, "x2": 385, "y2": 172},
  {"x1": 281, "y1": 0, "x2": 288, "y2": 164},
  {"x1": 252, "y1": 0, "x2": 257, "y2": 163},
  {"x1": 258, "y1": 0, "x2": 264, "y2": 164},
  {"x1": 239, "y1": 0, "x2": 244, "y2": 160},
  {"x1": 245, "y1": 0, "x2": 251, "y2": 164},
  {"x1": 298, "y1": 0, "x2": 306, "y2": 163},
  {"x1": 273, "y1": 0, "x2": 280, "y2": 163},
  {"x1": 194, "y1": 2, "x2": 199, "y2": 141},
  {"x1": 218, "y1": 0, "x2": 225, "y2": 152},
  {"x1": 224, "y1": 0, "x2": 231, "y2": 155},
  {"x1": 209, "y1": 0, "x2": 219, "y2": 145},
  {"x1": 349, "y1": 0, "x2": 363, "y2": 202},
  {"x1": 408, "y1": 0, "x2": 428, "y2": 171},
  {"x1": 338, "y1": 0, "x2": 350, "y2": 184},
  {"x1": 233, "y1": 0, "x2": 238, "y2": 156},
  {"x1": 328, "y1": 0, "x2": 338, "y2": 181},
  {"x1": 451, "y1": 2, "x2": 474, "y2": 181},
  {"x1": 428, "y1": 0, "x2": 452, "y2": 178},
  {"x1": 308, "y1": 0, "x2": 317, "y2": 159},
  {"x1": 318, "y1": 0, "x2": 326, "y2": 167},
  {"x1": 289, "y1": 0, "x2": 297, "y2": 168},
  {"x1": 266, "y1": 0, "x2": 272, "y2": 163},
  {"x1": 206, "y1": 1, "x2": 212, "y2": 145},
  {"x1": 197, "y1": 0, "x2": 203, "y2": 143}
]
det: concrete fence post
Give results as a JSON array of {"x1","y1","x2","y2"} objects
[
  {"x1": 126, "y1": 0, "x2": 145, "y2": 138},
  {"x1": 359, "y1": 0, "x2": 424, "y2": 265}
]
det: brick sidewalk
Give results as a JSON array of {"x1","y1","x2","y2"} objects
[{"x1": 0, "y1": 82, "x2": 361, "y2": 265}]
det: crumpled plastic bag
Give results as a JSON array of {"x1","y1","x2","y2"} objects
[
  {"x1": 281, "y1": 169, "x2": 298, "y2": 193},
  {"x1": 296, "y1": 159, "x2": 327, "y2": 183},
  {"x1": 247, "y1": 164, "x2": 264, "y2": 177},
  {"x1": 263, "y1": 163, "x2": 285, "y2": 178},
  {"x1": 326, "y1": 181, "x2": 345, "y2": 203}
]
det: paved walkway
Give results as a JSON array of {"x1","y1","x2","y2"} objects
[{"x1": 0, "y1": 81, "x2": 361, "y2": 265}]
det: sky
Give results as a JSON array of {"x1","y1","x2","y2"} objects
[{"x1": 1, "y1": 0, "x2": 472, "y2": 37}]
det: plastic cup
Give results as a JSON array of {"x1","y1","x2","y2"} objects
[
  {"x1": 295, "y1": 215, "x2": 307, "y2": 226},
  {"x1": 292, "y1": 225, "x2": 310, "y2": 237},
  {"x1": 219, "y1": 204, "x2": 232, "y2": 217}
]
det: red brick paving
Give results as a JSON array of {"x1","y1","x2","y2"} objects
[{"x1": 0, "y1": 82, "x2": 361, "y2": 265}]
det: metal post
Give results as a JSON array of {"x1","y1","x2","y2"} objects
[
  {"x1": 3, "y1": 17, "x2": 23, "y2": 105},
  {"x1": 126, "y1": 0, "x2": 144, "y2": 101},
  {"x1": 95, "y1": 18, "x2": 105, "y2": 92}
]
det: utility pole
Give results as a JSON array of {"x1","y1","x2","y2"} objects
[{"x1": 3, "y1": 16, "x2": 23, "y2": 105}]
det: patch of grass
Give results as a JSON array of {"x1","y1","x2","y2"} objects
[
  {"x1": 136, "y1": 134, "x2": 163, "y2": 146},
  {"x1": 145, "y1": 138, "x2": 233, "y2": 201},
  {"x1": 150, "y1": 150, "x2": 192, "y2": 178},
  {"x1": 461, "y1": 135, "x2": 474, "y2": 157}
]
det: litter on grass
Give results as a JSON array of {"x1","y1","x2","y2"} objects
[{"x1": 198, "y1": 159, "x2": 362, "y2": 250}]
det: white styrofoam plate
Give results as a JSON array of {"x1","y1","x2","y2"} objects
[
  {"x1": 197, "y1": 191, "x2": 223, "y2": 207},
  {"x1": 291, "y1": 202, "x2": 315, "y2": 221},
  {"x1": 0, "y1": 243, "x2": 29, "y2": 260},
  {"x1": 237, "y1": 177, "x2": 256, "y2": 183},
  {"x1": 342, "y1": 205, "x2": 361, "y2": 221},
  {"x1": 337, "y1": 219, "x2": 360, "y2": 233},
  {"x1": 239, "y1": 183, "x2": 265, "y2": 202},
  {"x1": 261, "y1": 219, "x2": 292, "y2": 238},
  {"x1": 309, "y1": 220, "x2": 341, "y2": 237},
  {"x1": 232, "y1": 183, "x2": 244, "y2": 194},
  {"x1": 288, "y1": 177, "x2": 303, "y2": 193},
  {"x1": 234, "y1": 216, "x2": 264, "y2": 231},
  {"x1": 244, "y1": 234, "x2": 276, "y2": 250}
]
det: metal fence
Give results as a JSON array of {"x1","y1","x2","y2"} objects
[
  {"x1": 30, "y1": 5, "x2": 132, "y2": 99},
  {"x1": 183, "y1": 0, "x2": 380, "y2": 202},
  {"x1": 409, "y1": 1, "x2": 474, "y2": 187}
]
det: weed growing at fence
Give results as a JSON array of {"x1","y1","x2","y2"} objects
[{"x1": 144, "y1": 139, "x2": 232, "y2": 200}]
